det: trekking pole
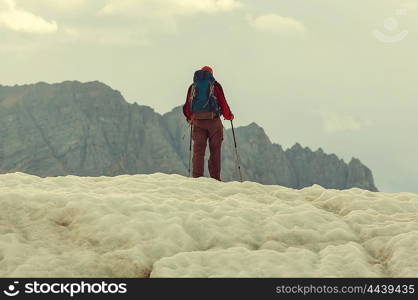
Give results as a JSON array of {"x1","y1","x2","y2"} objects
[
  {"x1": 180, "y1": 122, "x2": 189, "y2": 141},
  {"x1": 188, "y1": 124, "x2": 193, "y2": 177},
  {"x1": 230, "y1": 120, "x2": 243, "y2": 182}
]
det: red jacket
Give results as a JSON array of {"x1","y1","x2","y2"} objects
[{"x1": 183, "y1": 81, "x2": 233, "y2": 120}]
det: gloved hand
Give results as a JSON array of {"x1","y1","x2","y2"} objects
[{"x1": 225, "y1": 113, "x2": 234, "y2": 121}]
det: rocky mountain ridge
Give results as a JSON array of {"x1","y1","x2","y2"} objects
[{"x1": 0, "y1": 81, "x2": 378, "y2": 191}]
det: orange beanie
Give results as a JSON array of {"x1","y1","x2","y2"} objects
[{"x1": 201, "y1": 66, "x2": 213, "y2": 73}]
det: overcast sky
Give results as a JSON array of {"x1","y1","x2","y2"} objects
[{"x1": 0, "y1": 0, "x2": 417, "y2": 193}]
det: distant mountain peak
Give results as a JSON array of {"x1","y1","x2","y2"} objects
[
  {"x1": 247, "y1": 122, "x2": 261, "y2": 128},
  {"x1": 291, "y1": 143, "x2": 303, "y2": 150},
  {"x1": 1, "y1": 80, "x2": 114, "y2": 91},
  {"x1": 0, "y1": 80, "x2": 378, "y2": 192}
]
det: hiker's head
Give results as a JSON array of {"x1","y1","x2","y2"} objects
[
  {"x1": 201, "y1": 66, "x2": 213, "y2": 73},
  {"x1": 194, "y1": 67, "x2": 215, "y2": 82}
]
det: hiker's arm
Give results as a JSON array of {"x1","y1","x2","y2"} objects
[
  {"x1": 183, "y1": 85, "x2": 193, "y2": 121},
  {"x1": 215, "y1": 83, "x2": 233, "y2": 120}
]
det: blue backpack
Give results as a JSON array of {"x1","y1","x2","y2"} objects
[{"x1": 189, "y1": 70, "x2": 220, "y2": 117}]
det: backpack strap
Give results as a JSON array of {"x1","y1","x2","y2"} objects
[
  {"x1": 202, "y1": 81, "x2": 217, "y2": 109},
  {"x1": 189, "y1": 84, "x2": 196, "y2": 110},
  {"x1": 209, "y1": 82, "x2": 217, "y2": 100}
]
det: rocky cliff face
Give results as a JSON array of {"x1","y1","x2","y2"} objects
[
  {"x1": 0, "y1": 81, "x2": 378, "y2": 191},
  {"x1": 163, "y1": 107, "x2": 378, "y2": 191},
  {"x1": 0, "y1": 81, "x2": 185, "y2": 177}
]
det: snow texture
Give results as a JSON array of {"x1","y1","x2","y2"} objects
[{"x1": 0, "y1": 172, "x2": 417, "y2": 277}]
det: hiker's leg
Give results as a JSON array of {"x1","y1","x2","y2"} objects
[
  {"x1": 208, "y1": 118, "x2": 223, "y2": 181},
  {"x1": 192, "y1": 123, "x2": 208, "y2": 178}
]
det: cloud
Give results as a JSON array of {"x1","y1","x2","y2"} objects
[
  {"x1": 94, "y1": 0, "x2": 242, "y2": 43},
  {"x1": 47, "y1": 0, "x2": 86, "y2": 12},
  {"x1": 320, "y1": 111, "x2": 363, "y2": 133},
  {"x1": 401, "y1": 2, "x2": 417, "y2": 10},
  {"x1": 62, "y1": 27, "x2": 80, "y2": 39},
  {"x1": 98, "y1": 0, "x2": 242, "y2": 17},
  {"x1": 0, "y1": 0, "x2": 57, "y2": 34},
  {"x1": 28, "y1": 0, "x2": 86, "y2": 11},
  {"x1": 249, "y1": 14, "x2": 306, "y2": 35}
]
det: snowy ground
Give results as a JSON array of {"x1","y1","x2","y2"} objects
[{"x1": 0, "y1": 172, "x2": 417, "y2": 278}]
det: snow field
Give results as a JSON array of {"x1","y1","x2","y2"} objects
[{"x1": 0, "y1": 172, "x2": 417, "y2": 277}]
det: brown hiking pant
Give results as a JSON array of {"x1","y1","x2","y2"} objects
[{"x1": 192, "y1": 118, "x2": 224, "y2": 181}]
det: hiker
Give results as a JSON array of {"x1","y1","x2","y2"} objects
[{"x1": 183, "y1": 66, "x2": 234, "y2": 181}]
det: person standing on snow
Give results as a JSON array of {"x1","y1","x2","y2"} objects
[{"x1": 183, "y1": 66, "x2": 234, "y2": 181}]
